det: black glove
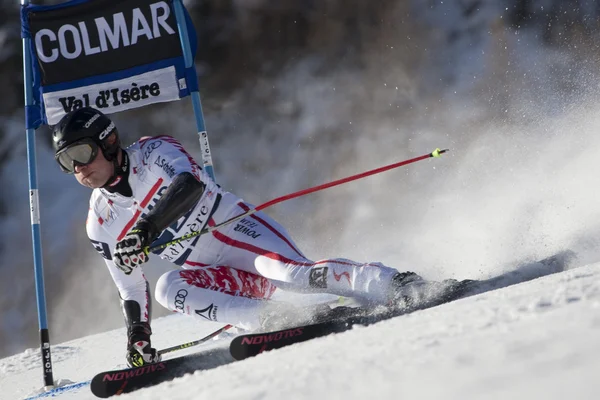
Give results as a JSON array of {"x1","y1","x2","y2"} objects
[
  {"x1": 113, "y1": 219, "x2": 158, "y2": 274},
  {"x1": 126, "y1": 322, "x2": 161, "y2": 368}
]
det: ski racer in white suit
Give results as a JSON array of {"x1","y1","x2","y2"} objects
[{"x1": 52, "y1": 107, "x2": 424, "y2": 368}]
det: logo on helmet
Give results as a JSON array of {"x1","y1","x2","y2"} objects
[
  {"x1": 98, "y1": 122, "x2": 115, "y2": 140},
  {"x1": 84, "y1": 113, "x2": 101, "y2": 129}
]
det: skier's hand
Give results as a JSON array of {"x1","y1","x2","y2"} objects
[
  {"x1": 113, "y1": 220, "x2": 156, "y2": 274},
  {"x1": 126, "y1": 323, "x2": 161, "y2": 368}
]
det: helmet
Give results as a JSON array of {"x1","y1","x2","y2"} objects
[{"x1": 52, "y1": 107, "x2": 121, "y2": 173}]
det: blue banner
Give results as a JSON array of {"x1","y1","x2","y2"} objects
[{"x1": 21, "y1": 0, "x2": 198, "y2": 129}]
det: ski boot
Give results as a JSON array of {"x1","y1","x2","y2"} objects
[{"x1": 389, "y1": 272, "x2": 475, "y2": 311}]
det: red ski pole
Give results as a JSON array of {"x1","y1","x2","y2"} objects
[{"x1": 147, "y1": 148, "x2": 448, "y2": 253}]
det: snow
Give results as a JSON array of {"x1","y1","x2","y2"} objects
[{"x1": 2, "y1": 258, "x2": 599, "y2": 400}]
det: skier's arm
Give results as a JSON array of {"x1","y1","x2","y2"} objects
[
  {"x1": 135, "y1": 172, "x2": 206, "y2": 241},
  {"x1": 113, "y1": 136, "x2": 208, "y2": 270},
  {"x1": 138, "y1": 136, "x2": 207, "y2": 238},
  {"x1": 88, "y1": 215, "x2": 152, "y2": 325},
  {"x1": 111, "y1": 172, "x2": 205, "y2": 271},
  {"x1": 88, "y1": 213, "x2": 158, "y2": 366}
]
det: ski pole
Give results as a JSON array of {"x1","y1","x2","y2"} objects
[
  {"x1": 158, "y1": 324, "x2": 233, "y2": 356},
  {"x1": 147, "y1": 148, "x2": 448, "y2": 253}
]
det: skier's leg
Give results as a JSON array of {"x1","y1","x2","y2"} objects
[
  {"x1": 210, "y1": 203, "x2": 405, "y2": 304},
  {"x1": 155, "y1": 266, "x2": 322, "y2": 330},
  {"x1": 155, "y1": 266, "x2": 278, "y2": 330},
  {"x1": 254, "y1": 256, "x2": 400, "y2": 303}
]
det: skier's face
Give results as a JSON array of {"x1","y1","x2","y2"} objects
[{"x1": 73, "y1": 148, "x2": 112, "y2": 188}]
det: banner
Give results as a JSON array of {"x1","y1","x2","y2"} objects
[{"x1": 21, "y1": 0, "x2": 198, "y2": 128}]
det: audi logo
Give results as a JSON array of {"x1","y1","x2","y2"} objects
[{"x1": 174, "y1": 289, "x2": 188, "y2": 311}]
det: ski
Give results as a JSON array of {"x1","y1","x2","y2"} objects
[
  {"x1": 89, "y1": 324, "x2": 233, "y2": 398},
  {"x1": 229, "y1": 309, "x2": 369, "y2": 360},
  {"x1": 229, "y1": 291, "x2": 470, "y2": 361},
  {"x1": 229, "y1": 281, "x2": 480, "y2": 361},
  {"x1": 90, "y1": 346, "x2": 233, "y2": 398},
  {"x1": 230, "y1": 250, "x2": 576, "y2": 360}
]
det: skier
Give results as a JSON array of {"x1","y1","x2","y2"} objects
[{"x1": 52, "y1": 107, "x2": 444, "y2": 368}]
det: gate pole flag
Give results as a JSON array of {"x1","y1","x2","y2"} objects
[{"x1": 20, "y1": 0, "x2": 212, "y2": 388}]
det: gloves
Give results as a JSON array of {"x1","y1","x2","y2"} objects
[
  {"x1": 126, "y1": 323, "x2": 161, "y2": 368},
  {"x1": 113, "y1": 219, "x2": 158, "y2": 274}
]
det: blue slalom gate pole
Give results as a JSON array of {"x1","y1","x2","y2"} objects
[
  {"x1": 172, "y1": 0, "x2": 216, "y2": 182},
  {"x1": 21, "y1": 0, "x2": 54, "y2": 389}
]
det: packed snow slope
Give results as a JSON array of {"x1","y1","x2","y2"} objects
[{"x1": 2, "y1": 254, "x2": 599, "y2": 400}]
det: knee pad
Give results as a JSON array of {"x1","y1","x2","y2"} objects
[
  {"x1": 254, "y1": 255, "x2": 291, "y2": 281},
  {"x1": 155, "y1": 269, "x2": 180, "y2": 309}
]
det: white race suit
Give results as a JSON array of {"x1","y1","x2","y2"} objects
[{"x1": 87, "y1": 136, "x2": 399, "y2": 330}]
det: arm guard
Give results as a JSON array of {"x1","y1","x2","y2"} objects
[{"x1": 138, "y1": 172, "x2": 206, "y2": 240}]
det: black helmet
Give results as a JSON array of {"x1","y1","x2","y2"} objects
[
  {"x1": 53, "y1": 107, "x2": 120, "y2": 158},
  {"x1": 52, "y1": 107, "x2": 121, "y2": 173}
]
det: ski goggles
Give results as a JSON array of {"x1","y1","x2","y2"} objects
[{"x1": 55, "y1": 139, "x2": 99, "y2": 174}]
